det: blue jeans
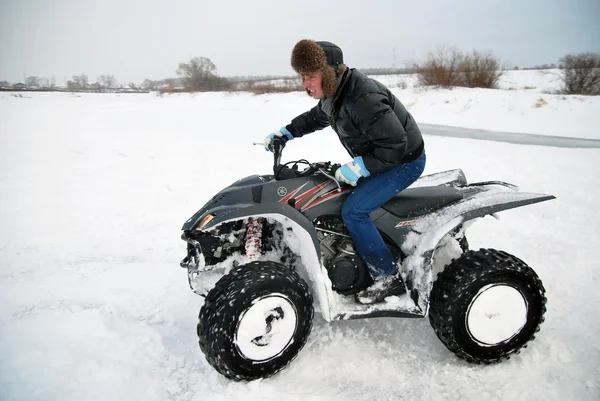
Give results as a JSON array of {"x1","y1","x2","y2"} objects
[{"x1": 341, "y1": 154, "x2": 426, "y2": 278}]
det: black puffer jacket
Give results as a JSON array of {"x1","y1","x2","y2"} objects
[{"x1": 285, "y1": 69, "x2": 424, "y2": 175}]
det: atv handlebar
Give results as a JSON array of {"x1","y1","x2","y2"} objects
[
  {"x1": 265, "y1": 139, "x2": 342, "y2": 190},
  {"x1": 272, "y1": 137, "x2": 285, "y2": 168}
]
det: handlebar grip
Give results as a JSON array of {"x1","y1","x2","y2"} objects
[{"x1": 329, "y1": 163, "x2": 341, "y2": 176}]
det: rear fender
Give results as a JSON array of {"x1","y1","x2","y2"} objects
[
  {"x1": 412, "y1": 168, "x2": 467, "y2": 188},
  {"x1": 402, "y1": 184, "x2": 555, "y2": 313}
]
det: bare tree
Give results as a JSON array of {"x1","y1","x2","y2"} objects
[
  {"x1": 73, "y1": 74, "x2": 88, "y2": 90},
  {"x1": 66, "y1": 75, "x2": 88, "y2": 91},
  {"x1": 164, "y1": 78, "x2": 178, "y2": 87},
  {"x1": 97, "y1": 75, "x2": 106, "y2": 90},
  {"x1": 559, "y1": 53, "x2": 600, "y2": 95},
  {"x1": 25, "y1": 76, "x2": 40, "y2": 88},
  {"x1": 459, "y1": 51, "x2": 503, "y2": 89},
  {"x1": 98, "y1": 75, "x2": 117, "y2": 89},
  {"x1": 0, "y1": 80, "x2": 10, "y2": 87},
  {"x1": 177, "y1": 57, "x2": 230, "y2": 91},
  {"x1": 142, "y1": 78, "x2": 160, "y2": 90},
  {"x1": 412, "y1": 46, "x2": 503, "y2": 89},
  {"x1": 412, "y1": 46, "x2": 465, "y2": 87}
]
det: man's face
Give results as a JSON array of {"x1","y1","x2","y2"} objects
[{"x1": 302, "y1": 71, "x2": 324, "y2": 99}]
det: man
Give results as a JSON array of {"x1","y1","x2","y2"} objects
[{"x1": 264, "y1": 39, "x2": 426, "y2": 304}]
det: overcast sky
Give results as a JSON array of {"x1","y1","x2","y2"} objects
[{"x1": 1, "y1": 0, "x2": 599, "y2": 84}]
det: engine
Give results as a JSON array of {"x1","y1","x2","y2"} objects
[{"x1": 316, "y1": 217, "x2": 373, "y2": 295}]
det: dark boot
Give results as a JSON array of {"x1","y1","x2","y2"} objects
[{"x1": 355, "y1": 274, "x2": 406, "y2": 305}]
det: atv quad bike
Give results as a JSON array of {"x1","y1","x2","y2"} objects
[{"x1": 180, "y1": 141, "x2": 554, "y2": 381}]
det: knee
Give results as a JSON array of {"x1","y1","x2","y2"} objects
[
  {"x1": 341, "y1": 201, "x2": 355, "y2": 223},
  {"x1": 341, "y1": 201, "x2": 365, "y2": 223}
]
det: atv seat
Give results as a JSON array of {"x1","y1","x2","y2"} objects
[{"x1": 382, "y1": 186, "x2": 463, "y2": 218}]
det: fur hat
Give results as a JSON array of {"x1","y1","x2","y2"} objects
[{"x1": 291, "y1": 39, "x2": 345, "y2": 97}]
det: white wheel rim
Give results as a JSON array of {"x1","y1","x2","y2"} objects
[
  {"x1": 235, "y1": 294, "x2": 298, "y2": 362},
  {"x1": 466, "y1": 284, "x2": 528, "y2": 346}
]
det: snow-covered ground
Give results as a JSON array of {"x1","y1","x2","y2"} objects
[{"x1": 1, "y1": 74, "x2": 599, "y2": 401}]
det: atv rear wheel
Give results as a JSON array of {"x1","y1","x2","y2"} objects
[
  {"x1": 198, "y1": 261, "x2": 313, "y2": 381},
  {"x1": 429, "y1": 249, "x2": 546, "y2": 363}
]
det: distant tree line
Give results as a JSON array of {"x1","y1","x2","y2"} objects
[
  {"x1": 515, "y1": 63, "x2": 559, "y2": 71},
  {"x1": 66, "y1": 74, "x2": 120, "y2": 91},
  {"x1": 0, "y1": 74, "x2": 145, "y2": 92},
  {"x1": 1, "y1": 50, "x2": 598, "y2": 95}
]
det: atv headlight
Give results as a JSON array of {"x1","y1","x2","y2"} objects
[{"x1": 194, "y1": 214, "x2": 215, "y2": 230}]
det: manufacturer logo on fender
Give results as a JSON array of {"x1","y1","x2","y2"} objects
[{"x1": 277, "y1": 187, "x2": 288, "y2": 197}]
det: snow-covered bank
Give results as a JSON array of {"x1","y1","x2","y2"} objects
[
  {"x1": 375, "y1": 69, "x2": 598, "y2": 139},
  {"x1": 1, "y1": 83, "x2": 599, "y2": 400},
  {"x1": 394, "y1": 87, "x2": 598, "y2": 139},
  {"x1": 261, "y1": 68, "x2": 599, "y2": 139}
]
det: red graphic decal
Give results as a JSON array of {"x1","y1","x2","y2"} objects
[
  {"x1": 280, "y1": 181, "x2": 352, "y2": 212},
  {"x1": 301, "y1": 187, "x2": 352, "y2": 211},
  {"x1": 294, "y1": 182, "x2": 330, "y2": 208}
]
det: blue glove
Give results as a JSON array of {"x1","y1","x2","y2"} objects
[
  {"x1": 264, "y1": 127, "x2": 293, "y2": 152},
  {"x1": 334, "y1": 156, "x2": 371, "y2": 186}
]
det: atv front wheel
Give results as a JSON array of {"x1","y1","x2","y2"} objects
[
  {"x1": 429, "y1": 249, "x2": 546, "y2": 363},
  {"x1": 198, "y1": 261, "x2": 313, "y2": 381}
]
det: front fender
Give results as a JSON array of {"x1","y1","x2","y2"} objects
[
  {"x1": 191, "y1": 202, "x2": 322, "y2": 263},
  {"x1": 186, "y1": 202, "x2": 335, "y2": 321}
]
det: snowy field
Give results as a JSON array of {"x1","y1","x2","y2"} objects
[{"x1": 1, "y1": 74, "x2": 599, "y2": 401}]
